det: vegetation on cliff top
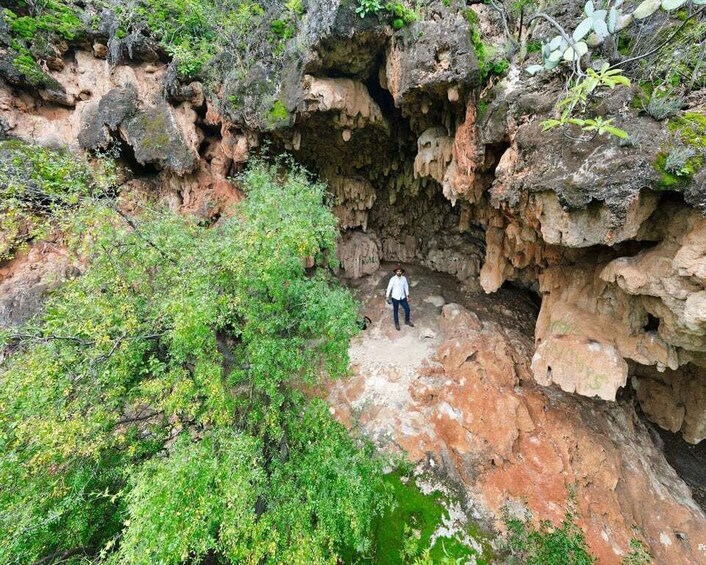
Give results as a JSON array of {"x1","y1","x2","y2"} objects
[
  {"x1": 0, "y1": 160, "x2": 389, "y2": 564},
  {"x1": 1, "y1": 0, "x2": 303, "y2": 80}
]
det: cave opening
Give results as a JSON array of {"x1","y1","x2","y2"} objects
[
  {"x1": 625, "y1": 361, "x2": 706, "y2": 511},
  {"x1": 278, "y1": 60, "x2": 490, "y2": 288},
  {"x1": 112, "y1": 137, "x2": 161, "y2": 178},
  {"x1": 643, "y1": 313, "x2": 660, "y2": 333}
]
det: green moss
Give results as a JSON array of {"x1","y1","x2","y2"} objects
[
  {"x1": 11, "y1": 52, "x2": 56, "y2": 88},
  {"x1": 501, "y1": 496, "x2": 596, "y2": 564},
  {"x1": 526, "y1": 39, "x2": 542, "y2": 53},
  {"x1": 643, "y1": 16, "x2": 706, "y2": 90},
  {"x1": 655, "y1": 153, "x2": 691, "y2": 189},
  {"x1": 344, "y1": 470, "x2": 493, "y2": 564},
  {"x1": 385, "y1": 2, "x2": 417, "y2": 27},
  {"x1": 136, "y1": 111, "x2": 171, "y2": 150},
  {"x1": 630, "y1": 82, "x2": 653, "y2": 110},
  {"x1": 3, "y1": 1, "x2": 82, "y2": 41},
  {"x1": 654, "y1": 112, "x2": 706, "y2": 187},
  {"x1": 617, "y1": 34, "x2": 632, "y2": 56},
  {"x1": 669, "y1": 112, "x2": 706, "y2": 149},
  {"x1": 267, "y1": 100, "x2": 290, "y2": 125},
  {"x1": 2, "y1": 1, "x2": 83, "y2": 81},
  {"x1": 464, "y1": 9, "x2": 507, "y2": 81}
]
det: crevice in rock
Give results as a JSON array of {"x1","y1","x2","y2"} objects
[
  {"x1": 113, "y1": 137, "x2": 161, "y2": 178},
  {"x1": 364, "y1": 55, "x2": 396, "y2": 117},
  {"x1": 643, "y1": 314, "x2": 660, "y2": 333}
]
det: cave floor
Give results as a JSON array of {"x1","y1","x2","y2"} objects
[
  {"x1": 330, "y1": 262, "x2": 539, "y2": 455},
  {"x1": 335, "y1": 263, "x2": 706, "y2": 516},
  {"x1": 342, "y1": 262, "x2": 539, "y2": 340}
]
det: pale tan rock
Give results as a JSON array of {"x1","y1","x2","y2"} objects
[
  {"x1": 0, "y1": 52, "x2": 164, "y2": 149},
  {"x1": 532, "y1": 335, "x2": 628, "y2": 400},
  {"x1": 536, "y1": 191, "x2": 658, "y2": 247},
  {"x1": 413, "y1": 127, "x2": 454, "y2": 183},
  {"x1": 336, "y1": 232, "x2": 380, "y2": 279},
  {"x1": 682, "y1": 376, "x2": 706, "y2": 444},
  {"x1": 92, "y1": 43, "x2": 108, "y2": 59},
  {"x1": 298, "y1": 75, "x2": 386, "y2": 131},
  {"x1": 633, "y1": 364, "x2": 706, "y2": 444},
  {"x1": 601, "y1": 211, "x2": 706, "y2": 353},
  {"x1": 328, "y1": 296, "x2": 706, "y2": 565},
  {"x1": 327, "y1": 175, "x2": 376, "y2": 231},
  {"x1": 635, "y1": 378, "x2": 685, "y2": 432}
]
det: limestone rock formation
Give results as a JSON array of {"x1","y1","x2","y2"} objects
[
  {"x1": 329, "y1": 174, "x2": 377, "y2": 230},
  {"x1": 2, "y1": 0, "x2": 706, "y2": 560},
  {"x1": 384, "y1": 1, "x2": 480, "y2": 112},
  {"x1": 336, "y1": 231, "x2": 380, "y2": 279},
  {"x1": 328, "y1": 276, "x2": 706, "y2": 565},
  {"x1": 298, "y1": 75, "x2": 387, "y2": 136},
  {"x1": 414, "y1": 126, "x2": 454, "y2": 183}
]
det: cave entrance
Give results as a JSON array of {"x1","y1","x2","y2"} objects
[
  {"x1": 628, "y1": 362, "x2": 706, "y2": 511},
  {"x1": 276, "y1": 56, "x2": 506, "y2": 291}
]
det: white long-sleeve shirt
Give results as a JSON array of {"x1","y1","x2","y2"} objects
[{"x1": 386, "y1": 275, "x2": 409, "y2": 300}]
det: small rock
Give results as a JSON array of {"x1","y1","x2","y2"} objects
[
  {"x1": 46, "y1": 57, "x2": 64, "y2": 72},
  {"x1": 93, "y1": 43, "x2": 108, "y2": 59},
  {"x1": 424, "y1": 294, "x2": 445, "y2": 307},
  {"x1": 421, "y1": 328, "x2": 437, "y2": 339}
]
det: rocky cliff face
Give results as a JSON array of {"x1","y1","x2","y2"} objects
[{"x1": 1, "y1": 0, "x2": 705, "y2": 562}]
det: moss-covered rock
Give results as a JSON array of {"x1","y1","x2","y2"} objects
[
  {"x1": 123, "y1": 104, "x2": 197, "y2": 174},
  {"x1": 79, "y1": 86, "x2": 139, "y2": 151}
]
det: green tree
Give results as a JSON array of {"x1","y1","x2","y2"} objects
[{"x1": 0, "y1": 160, "x2": 388, "y2": 564}]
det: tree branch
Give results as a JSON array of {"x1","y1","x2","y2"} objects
[
  {"x1": 614, "y1": 6, "x2": 706, "y2": 69},
  {"x1": 526, "y1": 11, "x2": 586, "y2": 76},
  {"x1": 114, "y1": 208, "x2": 179, "y2": 266}
]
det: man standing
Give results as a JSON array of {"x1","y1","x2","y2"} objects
[{"x1": 385, "y1": 266, "x2": 414, "y2": 331}]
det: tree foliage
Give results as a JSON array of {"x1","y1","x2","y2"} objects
[
  {"x1": 0, "y1": 139, "x2": 116, "y2": 260},
  {"x1": 0, "y1": 160, "x2": 388, "y2": 564}
]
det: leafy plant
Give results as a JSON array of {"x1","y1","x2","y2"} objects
[
  {"x1": 267, "y1": 99, "x2": 290, "y2": 126},
  {"x1": 528, "y1": 0, "x2": 706, "y2": 75},
  {"x1": 356, "y1": 0, "x2": 384, "y2": 18},
  {"x1": 664, "y1": 145, "x2": 699, "y2": 175},
  {"x1": 501, "y1": 498, "x2": 596, "y2": 565},
  {"x1": 0, "y1": 160, "x2": 388, "y2": 563},
  {"x1": 465, "y1": 8, "x2": 510, "y2": 81},
  {"x1": 3, "y1": 0, "x2": 82, "y2": 41},
  {"x1": 621, "y1": 537, "x2": 652, "y2": 565},
  {"x1": 541, "y1": 64, "x2": 630, "y2": 139},
  {"x1": 0, "y1": 139, "x2": 116, "y2": 260},
  {"x1": 645, "y1": 89, "x2": 684, "y2": 120},
  {"x1": 386, "y1": 2, "x2": 417, "y2": 29},
  {"x1": 356, "y1": 0, "x2": 416, "y2": 29}
]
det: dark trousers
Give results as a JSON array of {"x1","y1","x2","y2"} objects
[{"x1": 392, "y1": 297, "x2": 410, "y2": 326}]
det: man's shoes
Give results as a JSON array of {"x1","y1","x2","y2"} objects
[
  {"x1": 395, "y1": 324, "x2": 400, "y2": 331},
  {"x1": 405, "y1": 321, "x2": 415, "y2": 327}
]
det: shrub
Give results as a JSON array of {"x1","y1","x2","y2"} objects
[
  {"x1": 501, "y1": 497, "x2": 596, "y2": 565},
  {"x1": 664, "y1": 145, "x2": 698, "y2": 175},
  {"x1": 646, "y1": 91, "x2": 684, "y2": 121},
  {"x1": 0, "y1": 139, "x2": 116, "y2": 260},
  {"x1": 0, "y1": 159, "x2": 388, "y2": 563},
  {"x1": 356, "y1": 0, "x2": 384, "y2": 18}
]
